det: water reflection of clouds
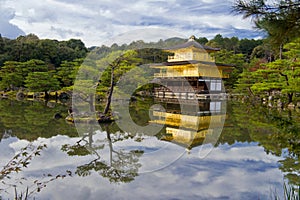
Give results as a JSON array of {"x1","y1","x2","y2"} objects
[
  {"x1": 111, "y1": 136, "x2": 186, "y2": 172},
  {"x1": 0, "y1": 135, "x2": 284, "y2": 200},
  {"x1": 0, "y1": 137, "x2": 19, "y2": 165}
]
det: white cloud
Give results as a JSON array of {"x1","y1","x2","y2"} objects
[
  {"x1": 1, "y1": 0, "x2": 261, "y2": 47},
  {"x1": 0, "y1": 5, "x2": 25, "y2": 38}
]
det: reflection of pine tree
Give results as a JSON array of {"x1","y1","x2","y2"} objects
[{"x1": 62, "y1": 124, "x2": 144, "y2": 183}]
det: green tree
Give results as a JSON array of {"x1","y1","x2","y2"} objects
[
  {"x1": 37, "y1": 39, "x2": 60, "y2": 68},
  {"x1": 235, "y1": 69, "x2": 258, "y2": 95},
  {"x1": 221, "y1": 37, "x2": 239, "y2": 53},
  {"x1": 21, "y1": 59, "x2": 48, "y2": 73},
  {"x1": 0, "y1": 59, "x2": 48, "y2": 90},
  {"x1": 243, "y1": 38, "x2": 300, "y2": 102},
  {"x1": 57, "y1": 59, "x2": 83, "y2": 88},
  {"x1": 214, "y1": 50, "x2": 247, "y2": 89},
  {"x1": 250, "y1": 67, "x2": 283, "y2": 95},
  {"x1": 250, "y1": 42, "x2": 273, "y2": 60},
  {"x1": 96, "y1": 50, "x2": 141, "y2": 114},
  {"x1": 25, "y1": 71, "x2": 60, "y2": 99},
  {"x1": 239, "y1": 38, "x2": 263, "y2": 57},
  {"x1": 206, "y1": 34, "x2": 224, "y2": 48},
  {"x1": 72, "y1": 58, "x2": 100, "y2": 113},
  {"x1": 195, "y1": 37, "x2": 208, "y2": 45},
  {"x1": 232, "y1": 0, "x2": 300, "y2": 57},
  {"x1": 0, "y1": 34, "x2": 5, "y2": 54},
  {"x1": 0, "y1": 61, "x2": 23, "y2": 90}
]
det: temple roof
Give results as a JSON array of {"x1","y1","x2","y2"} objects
[
  {"x1": 151, "y1": 60, "x2": 234, "y2": 67},
  {"x1": 165, "y1": 35, "x2": 220, "y2": 52}
]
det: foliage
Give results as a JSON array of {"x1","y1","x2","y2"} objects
[
  {"x1": 234, "y1": 38, "x2": 300, "y2": 102},
  {"x1": 206, "y1": 34, "x2": 263, "y2": 56},
  {"x1": 214, "y1": 50, "x2": 248, "y2": 88},
  {"x1": 0, "y1": 143, "x2": 47, "y2": 180},
  {"x1": 95, "y1": 50, "x2": 141, "y2": 114},
  {"x1": 0, "y1": 34, "x2": 88, "y2": 68},
  {"x1": 0, "y1": 32, "x2": 268, "y2": 95},
  {"x1": 25, "y1": 71, "x2": 60, "y2": 93},
  {"x1": 0, "y1": 142, "x2": 73, "y2": 199},
  {"x1": 0, "y1": 61, "x2": 23, "y2": 90},
  {"x1": 232, "y1": 0, "x2": 300, "y2": 56},
  {"x1": 0, "y1": 59, "x2": 48, "y2": 90},
  {"x1": 56, "y1": 59, "x2": 83, "y2": 88}
]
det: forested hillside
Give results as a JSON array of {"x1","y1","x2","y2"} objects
[{"x1": 0, "y1": 29, "x2": 299, "y2": 105}]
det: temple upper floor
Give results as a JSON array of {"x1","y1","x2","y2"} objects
[
  {"x1": 167, "y1": 49, "x2": 215, "y2": 62},
  {"x1": 166, "y1": 35, "x2": 219, "y2": 63}
]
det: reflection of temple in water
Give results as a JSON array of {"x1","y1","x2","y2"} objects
[{"x1": 149, "y1": 99, "x2": 226, "y2": 150}]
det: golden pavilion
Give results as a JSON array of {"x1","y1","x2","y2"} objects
[{"x1": 151, "y1": 35, "x2": 232, "y2": 100}]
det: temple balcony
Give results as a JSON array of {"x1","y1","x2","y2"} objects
[
  {"x1": 154, "y1": 72, "x2": 229, "y2": 78},
  {"x1": 154, "y1": 72, "x2": 199, "y2": 77},
  {"x1": 167, "y1": 55, "x2": 192, "y2": 62},
  {"x1": 167, "y1": 54, "x2": 215, "y2": 62}
]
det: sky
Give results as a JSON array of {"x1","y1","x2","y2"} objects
[{"x1": 0, "y1": 0, "x2": 264, "y2": 47}]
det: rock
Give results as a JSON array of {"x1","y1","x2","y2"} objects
[
  {"x1": 47, "y1": 101, "x2": 56, "y2": 108},
  {"x1": 268, "y1": 96, "x2": 273, "y2": 101},
  {"x1": 268, "y1": 102, "x2": 273, "y2": 107},
  {"x1": 16, "y1": 91, "x2": 25, "y2": 100},
  {"x1": 277, "y1": 100, "x2": 283, "y2": 109},
  {"x1": 1, "y1": 93, "x2": 8, "y2": 98},
  {"x1": 65, "y1": 115, "x2": 74, "y2": 123},
  {"x1": 288, "y1": 103, "x2": 295, "y2": 109},
  {"x1": 131, "y1": 96, "x2": 137, "y2": 101},
  {"x1": 54, "y1": 113, "x2": 63, "y2": 119},
  {"x1": 59, "y1": 92, "x2": 70, "y2": 100}
]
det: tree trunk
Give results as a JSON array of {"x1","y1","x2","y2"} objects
[
  {"x1": 89, "y1": 94, "x2": 95, "y2": 112},
  {"x1": 103, "y1": 67, "x2": 114, "y2": 115},
  {"x1": 105, "y1": 125, "x2": 113, "y2": 166},
  {"x1": 279, "y1": 43, "x2": 283, "y2": 60},
  {"x1": 247, "y1": 87, "x2": 254, "y2": 96},
  {"x1": 288, "y1": 93, "x2": 293, "y2": 103},
  {"x1": 44, "y1": 91, "x2": 49, "y2": 100}
]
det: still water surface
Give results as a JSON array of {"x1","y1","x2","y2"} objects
[{"x1": 0, "y1": 98, "x2": 299, "y2": 200}]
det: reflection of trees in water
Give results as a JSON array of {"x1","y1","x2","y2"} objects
[
  {"x1": 222, "y1": 101, "x2": 300, "y2": 185},
  {"x1": 0, "y1": 100, "x2": 77, "y2": 141},
  {"x1": 62, "y1": 124, "x2": 144, "y2": 183}
]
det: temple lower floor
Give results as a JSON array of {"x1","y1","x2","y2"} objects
[{"x1": 153, "y1": 76, "x2": 226, "y2": 100}]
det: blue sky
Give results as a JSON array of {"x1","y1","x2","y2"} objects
[{"x1": 0, "y1": 0, "x2": 263, "y2": 46}]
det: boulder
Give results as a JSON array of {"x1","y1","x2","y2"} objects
[
  {"x1": 277, "y1": 100, "x2": 283, "y2": 109},
  {"x1": 54, "y1": 113, "x2": 63, "y2": 119},
  {"x1": 16, "y1": 91, "x2": 25, "y2": 100},
  {"x1": 288, "y1": 103, "x2": 296, "y2": 110}
]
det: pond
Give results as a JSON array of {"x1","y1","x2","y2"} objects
[{"x1": 0, "y1": 98, "x2": 299, "y2": 200}]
